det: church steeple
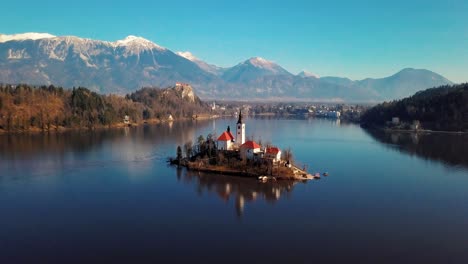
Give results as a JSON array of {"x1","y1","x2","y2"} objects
[
  {"x1": 236, "y1": 110, "x2": 245, "y2": 145},
  {"x1": 237, "y1": 110, "x2": 243, "y2": 124}
]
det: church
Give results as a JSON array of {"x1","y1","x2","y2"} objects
[
  {"x1": 217, "y1": 111, "x2": 277, "y2": 161},
  {"x1": 217, "y1": 111, "x2": 246, "y2": 150}
]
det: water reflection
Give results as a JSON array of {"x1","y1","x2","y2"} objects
[
  {"x1": 177, "y1": 168, "x2": 301, "y2": 217},
  {"x1": 0, "y1": 120, "x2": 212, "y2": 156},
  {"x1": 365, "y1": 129, "x2": 468, "y2": 169},
  {"x1": 0, "y1": 120, "x2": 213, "y2": 178}
]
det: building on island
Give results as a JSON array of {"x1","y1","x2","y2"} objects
[
  {"x1": 265, "y1": 147, "x2": 282, "y2": 162},
  {"x1": 216, "y1": 111, "x2": 282, "y2": 163},
  {"x1": 217, "y1": 126, "x2": 235, "y2": 150},
  {"x1": 236, "y1": 110, "x2": 246, "y2": 145},
  {"x1": 174, "y1": 109, "x2": 315, "y2": 182},
  {"x1": 240, "y1": 140, "x2": 261, "y2": 160}
]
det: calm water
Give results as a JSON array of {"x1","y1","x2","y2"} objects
[{"x1": 1, "y1": 118, "x2": 468, "y2": 263}]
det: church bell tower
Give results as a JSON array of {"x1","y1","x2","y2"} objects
[{"x1": 236, "y1": 110, "x2": 245, "y2": 145}]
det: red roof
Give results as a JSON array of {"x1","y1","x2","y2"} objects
[
  {"x1": 217, "y1": 131, "x2": 234, "y2": 141},
  {"x1": 240, "y1": 140, "x2": 261, "y2": 149},
  {"x1": 266, "y1": 147, "x2": 281, "y2": 154}
]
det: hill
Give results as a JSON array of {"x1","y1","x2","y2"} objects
[
  {"x1": 360, "y1": 83, "x2": 468, "y2": 132},
  {"x1": 357, "y1": 68, "x2": 453, "y2": 100},
  {"x1": 127, "y1": 84, "x2": 208, "y2": 119},
  {"x1": 0, "y1": 83, "x2": 209, "y2": 133}
]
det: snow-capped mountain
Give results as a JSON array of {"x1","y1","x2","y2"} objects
[
  {"x1": 115, "y1": 35, "x2": 166, "y2": 56},
  {"x1": 245, "y1": 57, "x2": 289, "y2": 74},
  {"x1": 176, "y1": 51, "x2": 223, "y2": 75},
  {"x1": 298, "y1": 70, "x2": 319, "y2": 78},
  {"x1": 0, "y1": 33, "x2": 214, "y2": 93},
  {"x1": 0, "y1": 32, "x2": 56, "y2": 43},
  {"x1": 0, "y1": 32, "x2": 454, "y2": 101},
  {"x1": 221, "y1": 57, "x2": 292, "y2": 83}
]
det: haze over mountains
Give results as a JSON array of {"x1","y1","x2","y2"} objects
[{"x1": 0, "y1": 33, "x2": 453, "y2": 102}]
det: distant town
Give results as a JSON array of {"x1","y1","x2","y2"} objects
[{"x1": 209, "y1": 100, "x2": 369, "y2": 123}]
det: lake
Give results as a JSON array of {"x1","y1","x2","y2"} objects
[{"x1": 1, "y1": 117, "x2": 468, "y2": 263}]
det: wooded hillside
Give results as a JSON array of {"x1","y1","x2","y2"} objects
[
  {"x1": 0, "y1": 84, "x2": 209, "y2": 132},
  {"x1": 361, "y1": 83, "x2": 468, "y2": 132}
]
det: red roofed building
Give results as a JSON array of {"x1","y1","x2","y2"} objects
[
  {"x1": 217, "y1": 126, "x2": 235, "y2": 150},
  {"x1": 240, "y1": 140, "x2": 261, "y2": 159},
  {"x1": 240, "y1": 140, "x2": 261, "y2": 149},
  {"x1": 265, "y1": 147, "x2": 282, "y2": 162}
]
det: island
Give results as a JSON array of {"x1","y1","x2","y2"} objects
[{"x1": 170, "y1": 111, "x2": 320, "y2": 181}]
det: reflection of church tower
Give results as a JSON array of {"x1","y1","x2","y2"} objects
[
  {"x1": 236, "y1": 110, "x2": 246, "y2": 145},
  {"x1": 235, "y1": 194, "x2": 245, "y2": 217}
]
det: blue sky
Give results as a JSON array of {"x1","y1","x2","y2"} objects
[{"x1": 2, "y1": 0, "x2": 467, "y2": 82}]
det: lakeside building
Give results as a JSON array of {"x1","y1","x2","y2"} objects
[
  {"x1": 240, "y1": 140, "x2": 261, "y2": 160},
  {"x1": 265, "y1": 147, "x2": 282, "y2": 162},
  {"x1": 217, "y1": 126, "x2": 235, "y2": 150},
  {"x1": 316, "y1": 110, "x2": 341, "y2": 118},
  {"x1": 411, "y1": 120, "x2": 421, "y2": 130},
  {"x1": 124, "y1": 115, "x2": 130, "y2": 124}
]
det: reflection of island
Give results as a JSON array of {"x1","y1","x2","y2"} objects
[
  {"x1": 365, "y1": 129, "x2": 468, "y2": 169},
  {"x1": 176, "y1": 168, "x2": 300, "y2": 217}
]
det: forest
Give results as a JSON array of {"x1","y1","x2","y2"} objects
[
  {"x1": 0, "y1": 84, "x2": 210, "y2": 132},
  {"x1": 360, "y1": 83, "x2": 468, "y2": 132}
]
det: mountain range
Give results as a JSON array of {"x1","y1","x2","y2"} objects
[{"x1": 0, "y1": 32, "x2": 453, "y2": 102}]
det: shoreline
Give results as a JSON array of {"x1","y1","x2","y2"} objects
[
  {"x1": 0, "y1": 114, "x2": 218, "y2": 135},
  {"x1": 382, "y1": 127, "x2": 468, "y2": 135},
  {"x1": 361, "y1": 123, "x2": 468, "y2": 135},
  {"x1": 173, "y1": 159, "x2": 317, "y2": 181}
]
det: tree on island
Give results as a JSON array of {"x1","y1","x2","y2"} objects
[
  {"x1": 197, "y1": 135, "x2": 205, "y2": 153},
  {"x1": 282, "y1": 147, "x2": 294, "y2": 164},
  {"x1": 176, "y1": 146, "x2": 182, "y2": 162},
  {"x1": 184, "y1": 141, "x2": 193, "y2": 159}
]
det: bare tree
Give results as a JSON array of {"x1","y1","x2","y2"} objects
[
  {"x1": 184, "y1": 140, "x2": 193, "y2": 158},
  {"x1": 176, "y1": 146, "x2": 182, "y2": 162},
  {"x1": 282, "y1": 147, "x2": 294, "y2": 163}
]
